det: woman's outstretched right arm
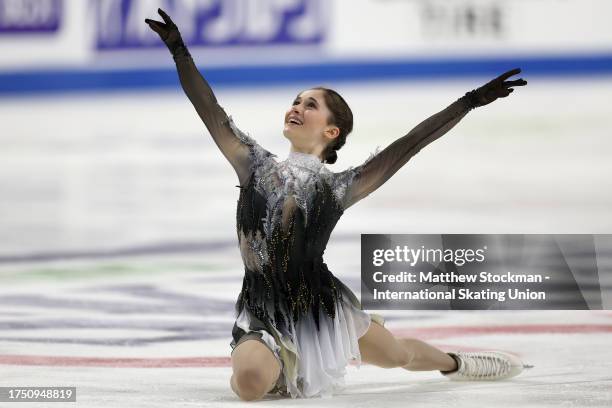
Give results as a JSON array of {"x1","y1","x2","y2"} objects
[
  {"x1": 145, "y1": 9, "x2": 252, "y2": 185},
  {"x1": 173, "y1": 55, "x2": 252, "y2": 184}
]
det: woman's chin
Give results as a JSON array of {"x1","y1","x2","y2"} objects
[{"x1": 282, "y1": 127, "x2": 294, "y2": 140}]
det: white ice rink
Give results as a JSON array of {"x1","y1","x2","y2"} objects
[{"x1": 1, "y1": 77, "x2": 612, "y2": 406}]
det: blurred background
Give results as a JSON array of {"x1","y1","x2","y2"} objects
[
  {"x1": 1, "y1": 1, "x2": 612, "y2": 406},
  {"x1": 1, "y1": 0, "x2": 612, "y2": 257}
]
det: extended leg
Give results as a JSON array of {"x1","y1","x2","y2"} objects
[
  {"x1": 230, "y1": 339, "x2": 282, "y2": 401},
  {"x1": 358, "y1": 319, "x2": 457, "y2": 371},
  {"x1": 358, "y1": 320, "x2": 527, "y2": 380}
]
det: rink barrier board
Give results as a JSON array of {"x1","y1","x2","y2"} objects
[{"x1": 2, "y1": 53, "x2": 612, "y2": 95}]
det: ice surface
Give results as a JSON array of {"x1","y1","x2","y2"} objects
[{"x1": 1, "y1": 78, "x2": 611, "y2": 406}]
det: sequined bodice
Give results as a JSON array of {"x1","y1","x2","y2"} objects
[
  {"x1": 234, "y1": 148, "x2": 356, "y2": 330},
  {"x1": 237, "y1": 150, "x2": 348, "y2": 271}
]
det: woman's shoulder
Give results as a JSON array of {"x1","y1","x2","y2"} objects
[
  {"x1": 315, "y1": 166, "x2": 360, "y2": 206},
  {"x1": 226, "y1": 115, "x2": 277, "y2": 165},
  {"x1": 326, "y1": 165, "x2": 360, "y2": 184}
]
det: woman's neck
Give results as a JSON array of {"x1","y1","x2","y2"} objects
[
  {"x1": 286, "y1": 151, "x2": 325, "y2": 171},
  {"x1": 289, "y1": 146, "x2": 324, "y2": 163}
]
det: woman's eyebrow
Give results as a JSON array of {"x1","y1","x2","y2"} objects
[
  {"x1": 293, "y1": 96, "x2": 318, "y2": 106},
  {"x1": 306, "y1": 97, "x2": 319, "y2": 106}
]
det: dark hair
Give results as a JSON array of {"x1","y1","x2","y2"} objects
[{"x1": 311, "y1": 87, "x2": 353, "y2": 164}]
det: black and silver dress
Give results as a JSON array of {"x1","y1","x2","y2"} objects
[
  {"x1": 172, "y1": 54, "x2": 472, "y2": 399},
  {"x1": 228, "y1": 130, "x2": 384, "y2": 398}
]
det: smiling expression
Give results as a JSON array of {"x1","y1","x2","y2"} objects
[{"x1": 283, "y1": 89, "x2": 340, "y2": 156}]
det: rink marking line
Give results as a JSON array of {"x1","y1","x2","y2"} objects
[
  {"x1": 0, "y1": 356, "x2": 229, "y2": 368},
  {"x1": 1, "y1": 323, "x2": 611, "y2": 368},
  {"x1": 0, "y1": 235, "x2": 358, "y2": 265},
  {"x1": 390, "y1": 323, "x2": 612, "y2": 340}
]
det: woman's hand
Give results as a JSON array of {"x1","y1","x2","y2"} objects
[
  {"x1": 465, "y1": 68, "x2": 527, "y2": 109},
  {"x1": 145, "y1": 8, "x2": 190, "y2": 58}
]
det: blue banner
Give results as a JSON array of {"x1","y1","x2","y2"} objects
[
  {"x1": 0, "y1": 0, "x2": 61, "y2": 33},
  {"x1": 96, "y1": 0, "x2": 325, "y2": 50}
]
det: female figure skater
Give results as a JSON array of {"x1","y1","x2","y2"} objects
[{"x1": 145, "y1": 9, "x2": 529, "y2": 401}]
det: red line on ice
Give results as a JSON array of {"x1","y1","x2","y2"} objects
[
  {"x1": 390, "y1": 323, "x2": 612, "y2": 340},
  {"x1": 0, "y1": 355, "x2": 229, "y2": 368},
  {"x1": 1, "y1": 323, "x2": 610, "y2": 368}
]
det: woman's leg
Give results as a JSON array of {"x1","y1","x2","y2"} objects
[
  {"x1": 230, "y1": 339, "x2": 282, "y2": 401},
  {"x1": 357, "y1": 319, "x2": 457, "y2": 372}
]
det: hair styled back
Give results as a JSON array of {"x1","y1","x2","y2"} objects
[{"x1": 311, "y1": 87, "x2": 353, "y2": 164}]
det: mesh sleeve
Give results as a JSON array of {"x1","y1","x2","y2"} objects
[
  {"x1": 341, "y1": 96, "x2": 471, "y2": 210},
  {"x1": 174, "y1": 55, "x2": 272, "y2": 185}
]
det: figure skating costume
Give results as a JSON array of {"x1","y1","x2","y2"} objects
[
  {"x1": 145, "y1": 8, "x2": 530, "y2": 399},
  {"x1": 172, "y1": 51, "x2": 474, "y2": 399}
]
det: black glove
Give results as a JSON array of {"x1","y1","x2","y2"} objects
[
  {"x1": 145, "y1": 8, "x2": 190, "y2": 59},
  {"x1": 464, "y1": 68, "x2": 527, "y2": 109}
]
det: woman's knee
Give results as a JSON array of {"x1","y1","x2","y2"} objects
[
  {"x1": 231, "y1": 368, "x2": 271, "y2": 401},
  {"x1": 230, "y1": 338, "x2": 281, "y2": 400}
]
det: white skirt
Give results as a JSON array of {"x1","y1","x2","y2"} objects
[{"x1": 232, "y1": 297, "x2": 385, "y2": 399}]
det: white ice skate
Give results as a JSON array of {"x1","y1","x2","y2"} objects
[{"x1": 441, "y1": 351, "x2": 529, "y2": 381}]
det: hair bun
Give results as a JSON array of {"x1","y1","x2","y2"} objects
[{"x1": 325, "y1": 150, "x2": 338, "y2": 164}]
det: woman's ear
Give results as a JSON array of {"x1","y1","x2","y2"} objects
[{"x1": 324, "y1": 126, "x2": 340, "y2": 140}]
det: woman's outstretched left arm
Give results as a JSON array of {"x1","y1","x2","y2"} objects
[{"x1": 343, "y1": 68, "x2": 527, "y2": 209}]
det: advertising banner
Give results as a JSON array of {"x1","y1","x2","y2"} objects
[
  {"x1": 0, "y1": 0, "x2": 61, "y2": 33},
  {"x1": 95, "y1": 0, "x2": 325, "y2": 50}
]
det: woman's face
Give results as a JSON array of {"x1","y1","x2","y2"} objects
[{"x1": 283, "y1": 89, "x2": 339, "y2": 151}]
